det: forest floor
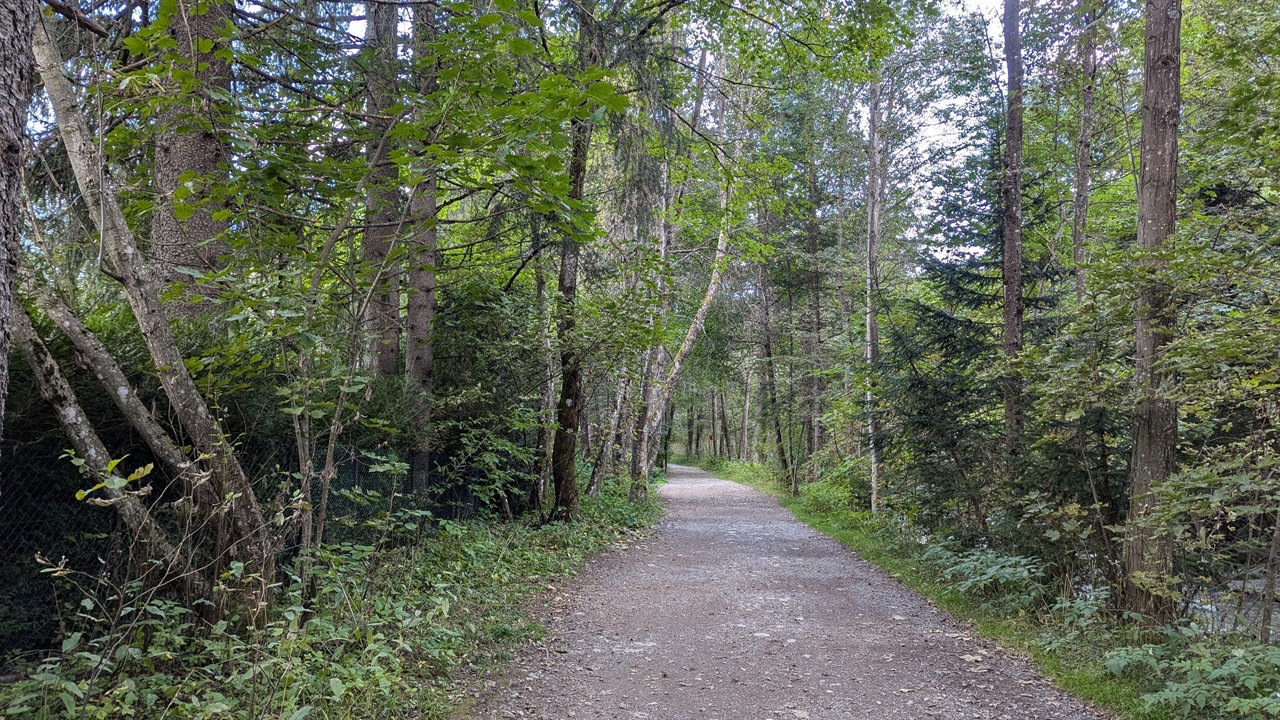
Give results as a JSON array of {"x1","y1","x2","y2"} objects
[{"x1": 468, "y1": 465, "x2": 1114, "y2": 720}]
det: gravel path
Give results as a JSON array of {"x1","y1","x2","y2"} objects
[{"x1": 474, "y1": 464, "x2": 1112, "y2": 720}]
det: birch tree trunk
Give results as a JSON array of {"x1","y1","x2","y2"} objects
[
  {"x1": 865, "y1": 77, "x2": 887, "y2": 513},
  {"x1": 33, "y1": 20, "x2": 273, "y2": 592},
  {"x1": 629, "y1": 174, "x2": 733, "y2": 499},
  {"x1": 12, "y1": 305, "x2": 209, "y2": 599},
  {"x1": 0, "y1": 0, "x2": 34, "y2": 451},
  {"x1": 1123, "y1": 0, "x2": 1182, "y2": 621}
]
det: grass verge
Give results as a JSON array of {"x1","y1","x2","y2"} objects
[
  {"x1": 686, "y1": 457, "x2": 1161, "y2": 720},
  {"x1": 0, "y1": 481, "x2": 663, "y2": 720}
]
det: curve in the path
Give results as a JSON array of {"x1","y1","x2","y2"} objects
[{"x1": 476, "y1": 464, "x2": 1112, "y2": 720}]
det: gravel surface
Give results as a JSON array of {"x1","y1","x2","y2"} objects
[{"x1": 474, "y1": 464, "x2": 1114, "y2": 720}]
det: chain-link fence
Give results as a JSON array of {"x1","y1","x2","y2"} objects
[{"x1": 0, "y1": 442, "x2": 430, "y2": 672}]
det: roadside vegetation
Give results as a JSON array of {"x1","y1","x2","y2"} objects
[
  {"x1": 694, "y1": 457, "x2": 1280, "y2": 720},
  {"x1": 0, "y1": 480, "x2": 661, "y2": 719}
]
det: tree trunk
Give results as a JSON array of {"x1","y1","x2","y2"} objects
[
  {"x1": 33, "y1": 21, "x2": 273, "y2": 595},
  {"x1": 1123, "y1": 0, "x2": 1182, "y2": 622},
  {"x1": 406, "y1": 5, "x2": 441, "y2": 492},
  {"x1": 694, "y1": 406, "x2": 703, "y2": 457},
  {"x1": 150, "y1": 0, "x2": 231, "y2": 276},
  {"x1": 589, "y1": 378, "x2": 627, "y2": 496},
  {"x1": 719, "y1": 391, "x2": 734, "y2": 460},
  {"x1": 807, "y1": 162, "x2": 824, "y2": 456},
  {"x1": 1260, "y1": 509, "x2": 1280, "y2": 643},
  {"x1": 761, "y1": 274, "x2": 789, "y2": 477},
  {"x1": 709, "y1": 392, "x2": 719, "y2": 456},
  {"x1": 550, "y1": 116, "x2": 591, "y2": 520},
  {"x1": 865, "y1": 77, "x2": 888, "y2": 513},
  {"x1": 24, "y1": 273, "x2": 190, "y2": 482},
  {"x1": 628, "y1": 161, "x2": 734, "y2": 496},
  {"x1": 1071, "y1": 0, "x2": 1098, "y2": 302},
  {"x1": 686, "y1": 399, "x2": 695, "y2": 458},
  {"x1": 0, "y1": 0, "x2": 34, "y2": 452},
  {"x1": 362, "y1": 0, "x2": 401, "y2": 377},
  {"x1": 12, "y1": 305, "x2": 209, "y2": 599},
  {"x1": 1002, "y1": 0, "x2": 1025, "y2": 476},
  {"x1": 532, "y1": 251, "x2": 556, "y2": 517}
]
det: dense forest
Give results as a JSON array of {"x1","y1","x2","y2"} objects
[{"x1": 0, "y1": 0, "x2": 1278, "y2": 715}]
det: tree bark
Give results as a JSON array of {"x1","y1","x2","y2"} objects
[
  {"x1": 719, "y1": 391, "x2": 734, "y2": 459},
  {"x1": 406, "y1": 4, "x2": 441, "y2": 491},
  {"x1": 24, "y1": 272, "x2": 189, "y2": 481},
  {"x1": 588, "y1": 378, "x2": 627, "y2": 496},
  {"x1": 865, "y1": 77, "x2": 887, "y2": 513},
  {"x1": 1002, "y1": 0, "x2": 1025, "y2": 474},
  {"x1": 1123, "y1": 0, "x2": 1182, "y2": 622},
  {"x1": 761, "y1": 273, "x2": 789, "y2": 477},
  {"x1": 13, "y1": 305, "x2": 209, "y2": 599},
  {"x1": 550, "y1": 116, "x2": 591, "y2": 520},
  {"x1": 0, "y1": 0, "x2": 34, "y2": 452},
  {"x1": 362, "y1": 0, "x2": 401, "y2": 377},
  {"x1": 150, "y1": 0, "x2": 231, "y2": 276},
  {"x1": 1071, "y1": 0, "x2": 1099, "y2": 302},
  {"x1": 806, "y1": 161, "x2": 824, "y2": 457},
  {"x1": 533, "y1": 246, "x2": 556, "y2": 517},
  {"x1": 33, "y1": 19, "x2": 273, "y2": 592},
  {"x1": 1260, "y1": 509, "x2": 1280, "y2": 643}
]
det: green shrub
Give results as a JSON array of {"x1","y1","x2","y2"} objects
[
  {"x1": 0, "y1": 484, "x2": 661, "y2": 719},
  {"x1": 1107, "y1": 633, "x2": 1280, "y2": 719},
  {"x1": 796, "y1": 479, "x2": 855, "y2": 515},
  {"x1": 923, "y1": 544, "x2": 1048, "y2": 613}
]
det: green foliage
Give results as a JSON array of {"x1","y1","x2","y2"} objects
[
  {"x1": 1108, "y1": 634, "x2": 1280, "y2": 719},
  {"x1": 0, "y1": 485, "x2": 662, "y2": 719},
  {"x1": 922, "y1": 545, "x2": 1048, "y2": 614}
]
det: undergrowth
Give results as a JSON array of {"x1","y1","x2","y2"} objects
[
  {"x1": 685, "y1": 457, "x2": 1173, "y2": 720},
  {"x1": 0, "y1": 480, "x2": 662, "y2": 719}
]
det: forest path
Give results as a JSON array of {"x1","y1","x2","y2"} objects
[{"x1": 473, "y1": 465, "x2": 1111, "y2": 720}]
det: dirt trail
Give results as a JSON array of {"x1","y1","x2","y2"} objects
[{"x1": 475, "y1": 465, "x2": 1112, "y2": 720}]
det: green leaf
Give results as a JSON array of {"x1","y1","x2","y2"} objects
[{"x1": 61, "y1": 632, "x2": 82, "y2": 653}]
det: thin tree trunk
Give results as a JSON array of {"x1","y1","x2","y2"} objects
[
  {"x1": 1071, "y1": 0, "x2": 1098, "y2": 302},
  {"x1": 1260, "y1": 509, "x2": 1280, "y2": 643},
  {"x1": 709, "y1": 391, "x2": 719, "y2": 456},
  {"x1": 362, "y1": 0, "x2": 401, "y2": 377},
  {"x1": 1123, "y1": 0, "x2": 1182, "y2": 621},
  {"x1": 865, "y1": 77, "x2": 887, "y2": 512},
  {"x1": 24, "y1": 273, "x2": 189, "y2": 482},
  {"x1": 686, "y1": 400, "x2": 695, "y2": 458},
  {"x1": 761, "y1": 275, "x2": 789, "y2": 477},
  {"x1": 533, "y1": 246, "x2": 556, "y2": 517},
  {"x1": 33, "y1": 21, "x2": 273, "y2": 593},
  {"x1": 12, "y1": 305, "x2": 209, "y2": 599},
  {"x1": 589, "y1": 379, "x2": 627, "y2": 496},
  {"x1": 719, "y1": 391, "x2": 734, "y2": 460},
  {"x1": 0, "y1": 0, "x2": 34, "y2": 452},
  {"x1": 740, "y1": 370, "x2": 752, "y2": 461},
  {"x1": 807, "y1": 162, "x2": 824, "y2": 456},
  {"x1": 1002, "y1": 0, "x2": 1026, "y2": 476}
]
